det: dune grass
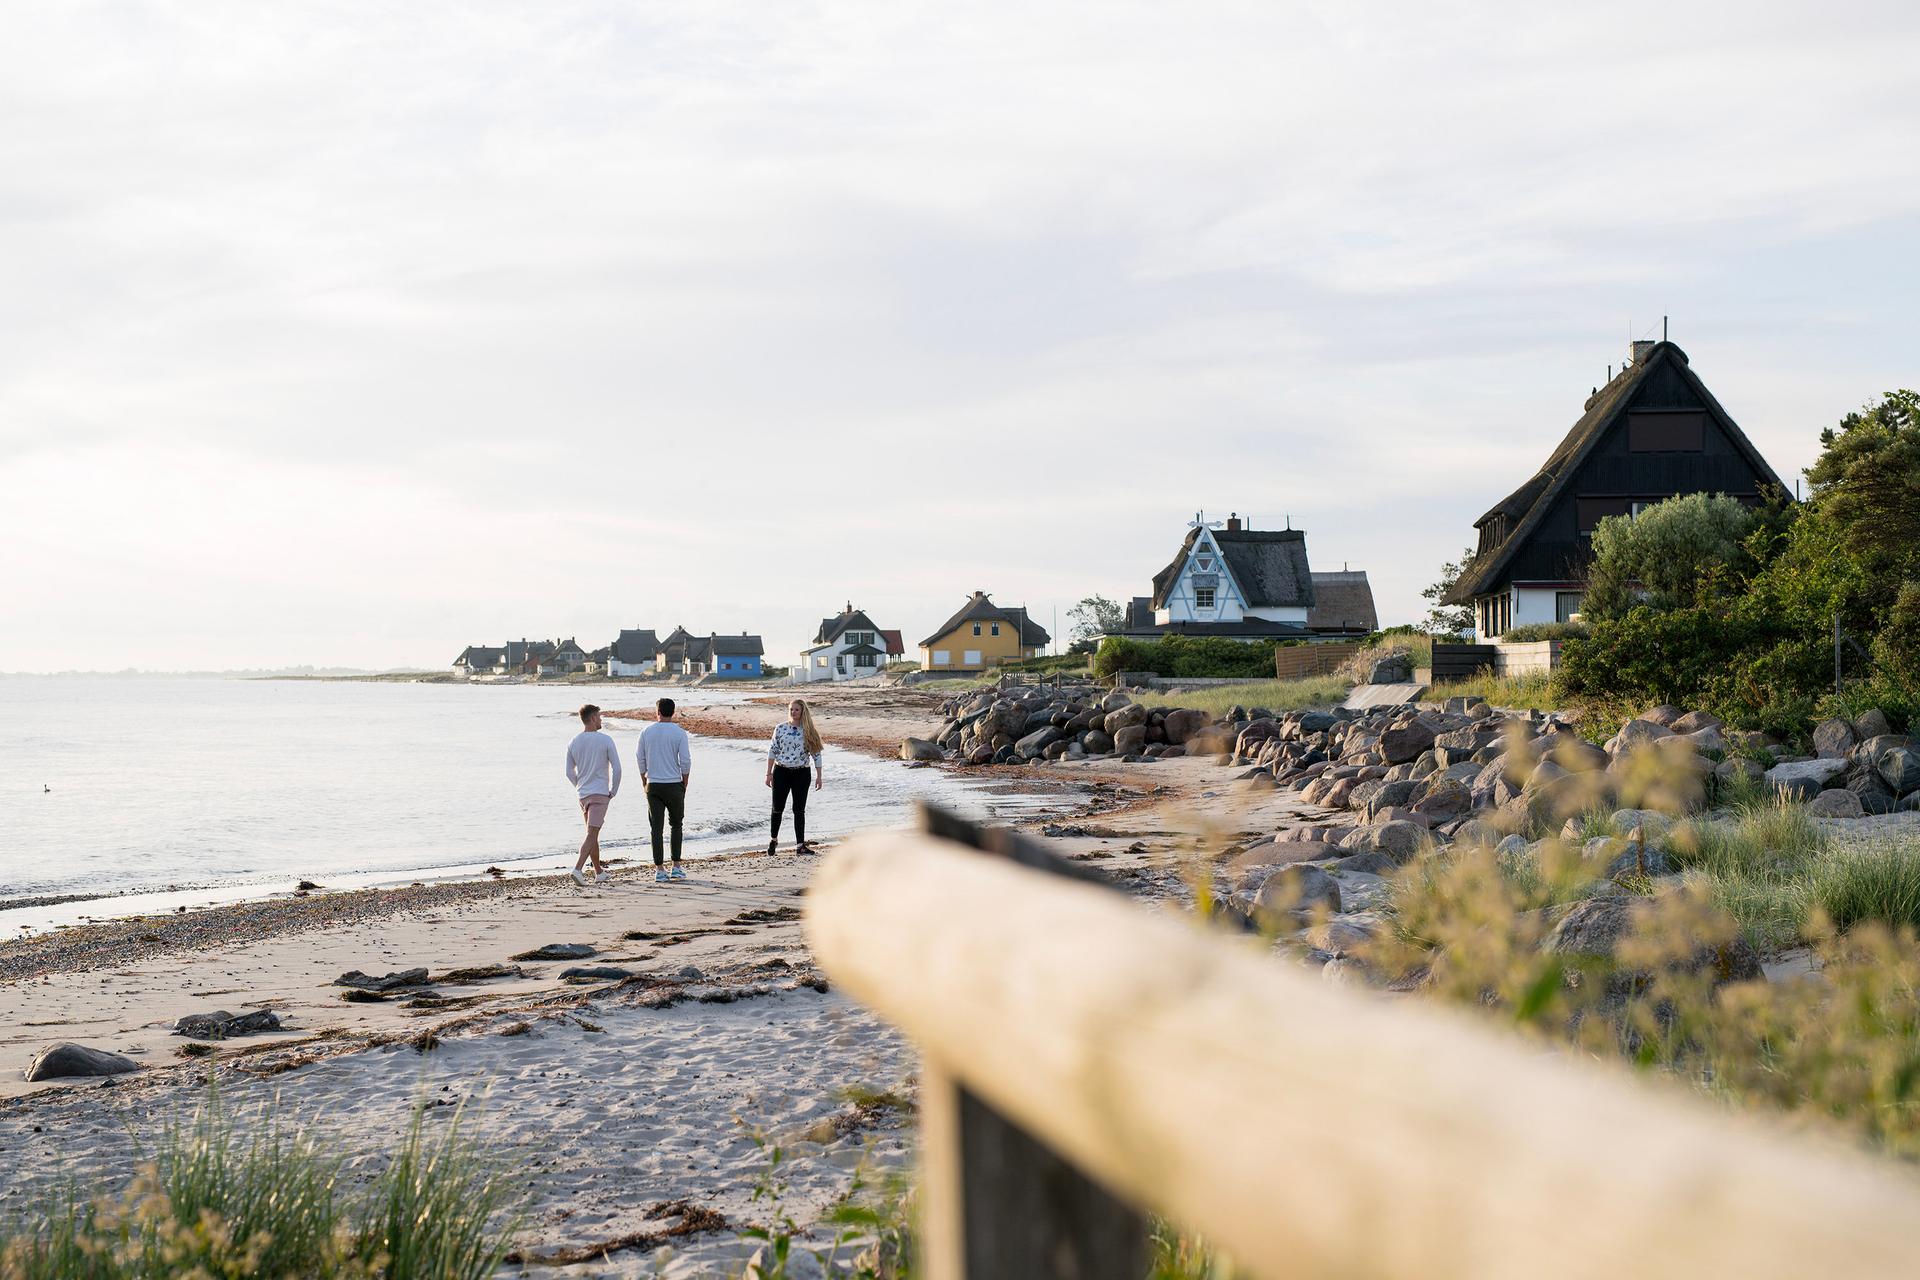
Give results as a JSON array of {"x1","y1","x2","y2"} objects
[
  {"x1": 0, "y1": 1094, "x2": 518, "y2": 1280},
  {"x1": 1427, "y1": 671, "x2": 1559, "y2": 711},
  {"x1": 1128, "y1": 675, "x2": 1350, "y2": 717}
]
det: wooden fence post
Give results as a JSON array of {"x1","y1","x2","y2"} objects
[{"x1": 913, "y1": 807, "x2": 1150, "y2": 1279}]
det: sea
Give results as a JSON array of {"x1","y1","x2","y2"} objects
[{"x1": 0, "y1": 676, "x2": 1053, "y2": 935}]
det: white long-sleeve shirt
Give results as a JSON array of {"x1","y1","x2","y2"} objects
[
  {"x1": 638, "y1": 720, "x2": 693, "y2": 783},
  {"x1": 566, "y1": 730, "x2": 622, "y2": 798}
]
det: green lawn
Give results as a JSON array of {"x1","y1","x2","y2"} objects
[{"x1": 1129, "y1": 675, "x2": 1350, "y2": 717}]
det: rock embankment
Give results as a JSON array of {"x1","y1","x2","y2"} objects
[{"x1": 902, "y1": 684, "x2": 1238, "y2": 767}]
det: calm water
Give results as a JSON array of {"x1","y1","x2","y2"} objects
[{"x1": 0, "y1": 677, "x2": 1051, "y2": 932}]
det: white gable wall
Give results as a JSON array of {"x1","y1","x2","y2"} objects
[{"x1": 1157, "y1": 530, "x2": 1250, "y2": 625}]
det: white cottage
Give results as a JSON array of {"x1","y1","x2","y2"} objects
[
  {"x1": 1118, "y1": 513, "x2": 1376, "y2": 641},
  {"x1": 798, "y1": 605, "x2": 899, "y2": 683}
]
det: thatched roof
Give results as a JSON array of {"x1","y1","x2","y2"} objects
[
  {"x1": 1447, "y1": 342, "x2": 1786, "y2": 603},
  {"x1": 1150, "y1": 527, "x2": 1315, "y2": 611},
  {"x1": 1306, "y1": 571, "x2": 1377, "y2": 634}
]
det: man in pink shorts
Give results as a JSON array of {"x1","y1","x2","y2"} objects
[{"x1": 565, "y1": 704, "x2": 622, "y2": 886}]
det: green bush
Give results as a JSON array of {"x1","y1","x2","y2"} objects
[
  {"x1": 1584, "y1": 492, "x2": 1761, "y2": 619},
  {"x1": 1091, "y1": 635, "x2": 1279, "y2": 680}
]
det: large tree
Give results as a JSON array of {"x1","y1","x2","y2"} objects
[
  {"x1": 1421, "y1": 548, "x2": 1475, "y2": 636},
  {"x1": 1066, "y1": 595, "x2": 1125, "y2": 651}
]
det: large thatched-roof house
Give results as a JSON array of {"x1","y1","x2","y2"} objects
[{"x1": 1444, "y1": 340, "x2": 1785, "y2": 641}]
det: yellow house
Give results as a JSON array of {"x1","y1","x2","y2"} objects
[{"x1": 918, "y1": 591, "x2": 1050, "y2": 673}]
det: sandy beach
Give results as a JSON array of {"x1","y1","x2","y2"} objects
[{"x1": 0, "y1": 683, "x2": 1332, "y2": 1275}]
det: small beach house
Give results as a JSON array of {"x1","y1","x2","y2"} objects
[
  {"x1": 919, "y1": 592, "x2": 1049, "y2": 673},
  {"x1": 799, "y1": 604, "x2": 896, "y2": 682},
  {"x1": 1116, "y1": 514, "x2": 1376, "y2": 642},
  {"x1": 706, "y1": 633, "x2": 766, "y2": 679},
  {"x1": 451, "y1": 645, "x2": 506, "y2": 678},
  {"x1": 1442, "y1": 340, "x2": 1785, "y2": 641},
  {"x1": 606, "y1": 628, "x2": 659, "y2": 678}
]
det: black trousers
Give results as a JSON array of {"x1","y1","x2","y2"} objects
[
  {"x1": 646, "y1": 781, "x2": 686, "y2": 864},
  {"x1": 770, "y1": 765, "x2": 812, "y2": 843}
]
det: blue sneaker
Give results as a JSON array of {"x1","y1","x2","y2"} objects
[
  {"x1": 669, "y1": 864, "x2": 686, "y2": 881},
  {"x1": 654, "y1": 867, "x2": 670, "y2": 883}
]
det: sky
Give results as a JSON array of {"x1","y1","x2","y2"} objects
[{"x1": 3, "y1": 1, "x2": 1919, "y2": 672}]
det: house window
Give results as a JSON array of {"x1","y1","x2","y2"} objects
[
  {"x1": 1195, "y1": 587, "x2": 1216, "y2": 610},
  {"x1": 856, "y1": 652, "x2": 875, "y2": 668},
  {"x1": 964, "y1": 650, "x2": 983, "y2": 666},
  {"x1": 1628, "y1": 411, "x2": 1704, "y2": 452},
  {"x1": 1556, "y1": 591, "x2": 1585, "y2": 623},
  {"x1": 1576, "y1": 496, "x2": 1634, "y2": 534},
  {"x1": 933, "y1": 650, "x2": 950, "y2": 666},
  {"x1": 972, "y1": 624, "x2": 982, "y2": 636},
  {"x1": 991, "y1": 623, "x2": 1000, "y2": 636}
]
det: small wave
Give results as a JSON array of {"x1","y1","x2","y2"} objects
[{"x1": 706, "y1": 816, "x2": 761, "y2": 835}]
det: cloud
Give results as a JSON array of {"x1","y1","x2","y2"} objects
[{"x1": 2, "y1": 1, "x2": 1917, "y2": 668}]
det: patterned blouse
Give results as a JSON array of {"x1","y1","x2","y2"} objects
[{"x1": 768, "y1": 722, "x2": 822, "y2": 770}]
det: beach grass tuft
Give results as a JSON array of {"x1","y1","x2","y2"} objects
[{"x1": 0, "y1": 1093, "x2": 518, "y2": 1280}]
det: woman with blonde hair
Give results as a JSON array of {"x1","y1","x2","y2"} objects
[{"x1": 765, "y1": 698, "x2": 824, "y2": 856}]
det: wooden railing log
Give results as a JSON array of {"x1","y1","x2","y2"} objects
[{"x1": 804, "y1": 829, "x2": 1920, "y2": 1280}]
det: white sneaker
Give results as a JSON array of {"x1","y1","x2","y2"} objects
[
  {"x1": 593, "y1": 873, "x2": 612, "y2": 885},
  {"x1": 654, "y1": 868, "x2": 670, "y2": 883},
  {"x1": 571, "y1": 869, "x2": 590, "y2": 887}
]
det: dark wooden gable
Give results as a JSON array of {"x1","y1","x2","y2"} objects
[{"x1": 1448, "y1": 342, "x2": 1785, "y2": 601}]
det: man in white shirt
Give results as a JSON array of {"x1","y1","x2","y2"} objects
[
  {"x1": 564, "y1": 704, "x2": 621, "y2": 886},
  {"x1": 638, "y1": 697, "x2": 693, "y2": 883}
]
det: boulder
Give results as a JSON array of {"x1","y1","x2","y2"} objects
[
  {"x1": 1229, "y1": 841, "x2": 1346, "y2": 872},
  {"x1": 1081, "y1": 729, "x2": 1114, "y2": 755},
  {"x1": 1410, "y1": 779, "x2": 1472, "y2": 819},
  {"x1": 1252, "y1": 865, "x2": 1342, "y2": 916},
  {"x1": 1609, "y1": 809, "x2": 1673, "y2": 843},
  {"x1": 1812, "y1": 717, "x2": 1859, "y2": 760},
  {"x1": 1845, "y1": 769, "x2": 1897, "y2": 815},
  {"x1": 1016, "y1": 725, "x2": 1064, "y2": 758},
  {"x1": 1715, "y1": 757, "x2": 1764, "y2": 787},
  {"x1": 1641, "y1": 705, "x2": 1686, "y2": 727},
  {"x1": 1364, "y1": 653, "x2": 1413, "y2": 684},
  {"x1": 1162, "y1": 708, "x2": 1211, "y2": 745},
  {"x1": 25, "y1": 1043, "x2": 140, "y2": 1081},
  {"x1": 1612, "y1": 719, "x2": 1675, "y2": 752},
  {"x1": 1807, "y1": 788, "x2": 1866, "y2": 819},
  {"x1": 1865, "y1": 740, "x2": 1920, "y2": 797},
  {"x1": 900, "y1": 737, "x2": 945, "y2": 763},
  {"x1": 1113, "y1": 725, "x2": 1148, "y2": 755},
  {"x1": 1544, "y1": 736, "x2": 1609, "y2": 773},
  {"x1": 1584, "y1": 837, "x2": 1674, "y2": 881},
  {"x1": 1370, "y1": 820, "x2": 1429, "y2": 865},
  {"x1": 1671, "y1": 709, "x2": 1723, "y2": 734},
  {"x1": 1853, "y1": 708, "x2": 1895, "y2": 741},
  {"x1": 1378, "y1": 721, "x2": 1438, "y2": 765},
  {"x1": 1544, "y1": 897, "x2": 1762, "y2": 985},
  {"x1": 1100, "y1": 692, "x2": 1133, "y2": 712},
  {"x1": 1764, "y1": 757, "x2": 1848, "y2": 800},
  {"x1": 1104, "y1": 704, "x2": 1149, "y2": 734}
]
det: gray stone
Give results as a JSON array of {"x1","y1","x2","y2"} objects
[
  {"x1": 1853, "y1": 708, "x2": 1895, "y2": 741},
  {"x1": 513, "y1": 943, "x2": 597, "y2": 961},
  {"x1": 1082, "y1": 729, "x2": 1114, "y2": 754},
  {"x1": 1370, "y1": 820, "x2": 1429, "y2": 865},
  {"x1": 1410, "y1": 779, "x2": 1472, "y2": 819},
  {"x1": 335, "y1": 967, "x2": 432, "y2": 990},
  {"x1": 1807, "y1": 788, "x2": 1866, "y2": 819},
  {"x1": 1545, "y1": 897, "x2": 1760, "y2": 983},
  {"x1": 1813, "y1": 717, "x2": 1859, "y2": 759},
  {"x1": 1585, "y1": 836, "x2": 1674, "y2": 880},
  {"x1": 1113, "y1": 725, "x2": 1148, "y2": 755},
  {"x1": 174, "y1": 1009, "x2": 283, "y2": 1041},
  {"x1": 1764, "y1": 757, "x2": 1848, "y2": 800},
  {"x1": 675, "y1": 965, "x2": 704, "y2": 981},
  {"x1": 1103, "y1": 704, "x2": 1149, "y2": 734},
  {"x1": 1715, "y1": 757, "x2": 1765, "y2": 787},
  {"x1": 1641, "y1": 705, "x2": 1686, "y2": 726},
  {"x1": 1495, "y1": 834, "x2": 1531, "y2": 858},
  {"x1": 1671, "y1": 709, "x2": 1723, "y2": 734},
  {"x1": 25, "y1": 1043, "x2": 139, "y2": 1081},
  {"x1": 1609, "y1": 809, "x2": 1673, "y2": 842},
  {"x1": 1162, "y1": 708, "x2": 1211, "y2": 745},
  {"x1": 1016, "y1": 725, "x2": 1065, "y2": 758},
  {"x1": 1364, "y1": 653, "x2": 1413, "y2": 684},
  {"x1": 900, "y1": 737, "x2": 945, "y2": 763},
  {"x1": 1845, "y1": 769, "x2": 1897, "y2": 815},
  {"x1": 1378, "y1": 721, "x2": 1437, "y2": 765},
  {"x1": 1251, "y1": 865, "x2": 1342, "y2": 916},
  {"x1": 1612, "y1": 719, "x2": 1675, "y2": 752},
  {"x1": 1868, "y1": 742, "x2": 1920, "y2": 797},
  {"x1": 560, "y1": 965, "x2": 636, "y2": 981}
]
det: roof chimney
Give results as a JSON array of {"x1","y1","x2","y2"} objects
[
  {"x1": 1629, "y1": 339, "x2": 1656, "y2": 366},
  {"x1": 1225, "y1": 512, "x2": 1242, "y2": 532}
]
